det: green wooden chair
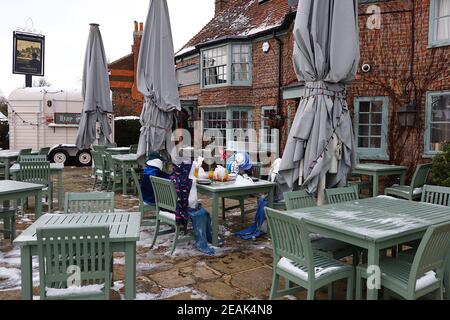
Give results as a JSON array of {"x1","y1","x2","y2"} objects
[
  {"x1": 285, "y1": 190, "x2": 360, "y2": 268},
  {"x1": 0, "y1": 208, "x2": 16, "y2": 244},
  {"x1": 129, "y1": 144, "x2": 139, "y2": 154},
  {"x1": 37, "y1": 226, "x2": 111, "y2": 300},
  {"x1": 384, "y1": 163, "x2": 432, "y2": 201},
  {"x1": 130, "y1": 168, "x2": 156, "y2": 226},
  {"x1": 64, "y1": 192, "x2": 115, "y2": 214},
  {"x1": 421, "y1": 185, "x2": 450, "y2": 207},
  {"x1": 265, "y1": 208, "x2": 355, "y2": 300},
  {"x1": 106, "y1": 142, "x2": 117, "y2": 148},
  {"x1": 104, "y1": 152, "x2": 131, "y2": 193},
  {"x1": 325, "y1": 185, "x2": 360, "y2": 204},
  {"x1": 19, "y1": 155, "x2": 48, "y2": 162},
  {"x1": 19, "y1": 160, "x2": 53, "y2": 212},
  {"x1": 356, "y1": 221, "x2": 450, "y2": 300},
  {"x1": 91, "y1": 150, "x2": 109, "y2": 190},
  {"x1": 149, "y1": 176, "x2": 194, "y2": 255},
  {"x1": 19, "y1": 148, "x2": 32, "y2": 156}
]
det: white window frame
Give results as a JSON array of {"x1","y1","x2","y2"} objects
[
  {"x1": 424, "y1": 90, "x2": 450, "y2": 156},
  {"x1": 429, "y1": 0, "x2": 450, "y2": 48},
  {"x1": 259, "y1": 106, "x2": 279, "y2": 154}
]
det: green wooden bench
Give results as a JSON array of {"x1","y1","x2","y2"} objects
[
  {"x1": 64, "y1": 192, "x2": 115, "y2": 214},
  {"x1": 384, "y1": 163, "x2": 432, "y2": 201},
  {"x1": 356, "y1": 222, "x2": 450, "y2": 300},
  {"x1": 266, "y1": 208, "x2": 355, "y2": 300},
  {"x1": 37, "y1": 226, "x2": 111, "y2": 300},
  {"x1": 149, "y1": 176, "x2": 194, "y2": 255}
]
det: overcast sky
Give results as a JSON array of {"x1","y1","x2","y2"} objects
[{"x1": 0, "y1": 0, "x2": 214, "y2": 97}]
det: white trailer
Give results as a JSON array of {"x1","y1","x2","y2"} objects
[{"x1": 8, "y1": 87, "x2": 114, "y2": 166}]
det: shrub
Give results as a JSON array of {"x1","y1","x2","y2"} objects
[
  {"x1": 114, "y1": 117, "x2": 140, "y2": 147},
  {"x1": 431, "y1": 142, "x2": 450, "y2": 187},
  {"x1": 0, "y1": 122, "x2": 9, "y2": 150}
]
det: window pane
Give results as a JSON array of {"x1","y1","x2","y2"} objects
[
  {"x1": 371, "y1": 113, "x2": 382, "y2": 124},
  {"x1": 371, "y1": 101, "x2": 383, "y2": 113},
  {"x1": 431, "y1": 95, "x2": 450, "y2": 122},
  {"x1": 371, "y1": 125, "x2": 382, "y2": 136},
  {"x1": 202, "y1": 46, "x2": 228, "y2": 86},
  {"x1": 359, "y1": 114, "x2": 370, "y2": 124},
  {"x1": 359, "y1": 125, "x2": 370, "y2": 136},
  {"x1": 370, "y1": 137, "x2": 381, "y2": 148},
  {"x1": 358, "y1": 137, "x2": 369, "y2": 148},
  {"x1": 360, "y1": 102, "x2": 370, "y2": 113}
]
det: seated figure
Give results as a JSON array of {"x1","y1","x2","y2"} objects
[{"x1": 141, "y1": 152, "x2": 171, "y2": 205}]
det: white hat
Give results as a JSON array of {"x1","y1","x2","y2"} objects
[{"x1": 146, "y1": 159, "x2": 163, "y2": 170}]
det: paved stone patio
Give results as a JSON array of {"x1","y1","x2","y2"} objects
[{"x1": 0, "y1": 167, "x2": 352, "y2": 300}]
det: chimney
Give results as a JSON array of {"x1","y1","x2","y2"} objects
[
  {"x1": 139, "y1": 22, "x2": 144, "y2": 31},
  {"x1": 215, "y1": 0, "x2": 230, "y2": 16},
  {"x1": 134, "y1": 21, "x2": 138, "y2": 32},
  {"x1": 132, "y1": 21, "x2": 144, "y2": 99}
]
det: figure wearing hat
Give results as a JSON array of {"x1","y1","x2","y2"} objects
[{"x1": 141, "y1": 152, "x2": 171, "y2": 205}]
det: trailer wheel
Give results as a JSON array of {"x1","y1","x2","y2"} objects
[
  {"x1": 76, "y1": 150, "x2": 92, "y2": 166},
  {"x1": 51, "y1": 150, "x2": 69, "y2": 165}
]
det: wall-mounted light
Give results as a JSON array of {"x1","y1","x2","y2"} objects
[
  {"x1": 262, "y1": 42, "x2": 270, "y2": 54},
  {"x1": 397, "y1": 102, "x2": 417, "y2": 127},
  {"x1": 47, "y1": 100, "x2": 52, "y2": 107}
]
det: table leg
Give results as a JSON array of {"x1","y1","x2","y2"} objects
[
  {"x1": 124, "y1": 241, "x2": 136, "y2": 300},
  {"x1": 122, "y1": 163, "x2": 127, "y2": 195},
  {"x1": 35, "y1": 189, "x2": 42, "y2": 219},
  {"x1": 372, "y1": 174, "x2": 379, "y2": 197},
  {"x1": 366, "y1": 244, "x2": 380, "y2": 300},
  {"x1": 399, "y1": 171, "x2": 406, "y2": 186},
  {"x1": 20, "y1": 246, "x2": 33, "y2": 300},
  {"x1": 57, "y1": 171, "x2": 63, "y2": 210},
  {"x1": 5, "y1": 158, "x2": 10, "y2": 180},
  {"x1": 211, "y1": 194, "x2": 219, "y2": 247},
  {"x1": 267, "y1": 187, "x2": 274, "y2": 208}
]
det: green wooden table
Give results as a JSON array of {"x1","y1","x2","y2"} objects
[
  {"x1": 0, "y1": 150, "x2": 20, "y2": 180},
  {"x1": 197, "y1": 180, "x2": 275, "y2": 246},
  {"x1": 107, "y1": 147, "x2": 131, "y2": 155},
  {"x1": 286, "y1": 196, "x2": 450, "y2": 300},
  {"x1": 112, "y1": 154, "x2": 139, "y2": 195},
  {"x1": 10, "y1": 163, "x2": 64, "y2": 210},
  {"x1": 13, "y1": 212, "x2": 141, "y2": 300},
  {"x1": 0, "y1": 180, "x2": 43, "y2": 221},
  {"x1": 353, "y1": 163, "x2": 407, "y2": 196}
]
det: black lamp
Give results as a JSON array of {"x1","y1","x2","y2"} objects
[{"x1": 397, "y1": 102, "x2": 417, "y2": 127}]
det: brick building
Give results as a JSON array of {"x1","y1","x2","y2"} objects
[{"x1": 109, "y1": 0, "x2": 450, "y2": 170}]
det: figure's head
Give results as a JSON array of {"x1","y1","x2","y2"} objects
[{"x1": 146, "y1": 151, "x2": 164, "y2": 170}]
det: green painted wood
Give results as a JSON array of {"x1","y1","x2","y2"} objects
[
  {"x1": 421, "y1": 185, "x2": 450, "y2": 207},
  {"x1": 129, "y1": 145, "x2": 138, "y2": 154},
  {"x1": 265, "y1": 208, "x2": 355, "y2": 300},
  {"x1": 18, "y1": 161, "x2": 53, "y2": 213},
  {"x1": 0, "y1": 150, "x2": 20, "y2": 180},
  {"x1": 284, "y1": 190, "x2": 316, "y2": 211},
  {"x1": 0, "y1": 208, "x2": 16, "y2": 243},
  {"x1": 14, "y1": 212, "x2": 140, "y2": 300},
  {"x1": 353, "y1": 163, "x2": 407, "y2": 197},
  {"x1": 91, "y1": 150, "x2": 109, "y2": 190},
  {"x1": 38, "y1": 147, "x2": 51, "y2": 156},
  {"x1": 37, "y1": 226, "x2": 111, "y2": 300},
  {"x1": 19, "y1": 155, "x2": 48, "y2": 162},
  {"x1": 19, "y1": 149, "x2": 32, "y2": 156},
  {"x1": 149, "y1": 176, "x2": 193, "y2": 255},
  {"x1": 107, "y1": 147, "x2": 131, "y2": 155},
  {"x1": 356, "y1": 222, "x2": 450, "y2": 300},
  {"x1": 197, "y1": 180, "x2": 275, "y2": 247},
  {"x1": 64, "y1": 192, "x2": 115, "y2": 214},
  {"x1": 111, "y1": 154, "x2": 139, "y2": 195},
  {"x1": 325, "y1": 186, "x2": 359, "y2": 204},
  {"x1": 130, "y1": 168, "x2": 155, "y2": 225},
  {"x1": 385, "y1": 163, "x2": 432, "y2": 200}
]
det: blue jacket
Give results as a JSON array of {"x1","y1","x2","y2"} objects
[{"x1": 142, "y1": 166, "x2": 170, "y2": 205}]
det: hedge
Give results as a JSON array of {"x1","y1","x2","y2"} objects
[
  {"x1": 114, "y1": 117, "x2": 140, "y2": 147},
  {"x1": 0, "y1": 122, "x2": 9, "y2": 150}
]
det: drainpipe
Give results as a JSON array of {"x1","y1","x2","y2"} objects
[{"x1": 273, "y1": 30, "x2": 284, "y2": 156}]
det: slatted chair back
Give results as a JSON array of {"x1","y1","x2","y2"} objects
[
  {"x1": 37, "y1": 226, "x2": 111, "y2": 300},
  {"x1": 103, "y1": 152, "x2": 119, "y2": 175},
  {"x1": 411, "y1": 163, "x2": 432, "y2": 189},
  {"x1": 284, "y1": 190, "x2": 316, "y2": 210},
  {"x1": 38, "y1": 147, "x2": 51, "y2": 156},
  {"x1": 64, "y1": 192, "x2": 115, "y2": 214},
  {"x1": 92, "y1": 145, "x2": 106, "y2": 153},
  {"x1": 19, "y1": 155, "x2": 48, "y2": 162},
  {"x1": 19, "y1": 148, "x2": 32, "y2": 156},
  {"x1": 91, "y1": 150, "x2": 106, "y2": 172},
  {"x1": 129, "y1": 145, "x2": 138, "y2": 154},
  {"x1": 265, "y1": 208, "x2": 315, "y2": 279},
  {"x1": 408, "y1": 222, "x2": 450, "y2": 294},
  {"x1": 130, "y1": 168, "x2": 146, "y2": 218},
  {"x1": 421, "y1": 185, "x2": 450, "y2": 207},
  {"x1": 19, "y1": 161, "x2": 51, "y2": 186},
  {"x1": 325, "y1": 185, "x2": 359, "y2": 204},
  {"x1": 106, "y1": 142, "x2": 117, "y2": 148},
  {"x1": 150, "y1": 176, "x2": 178, "y2": 213}
]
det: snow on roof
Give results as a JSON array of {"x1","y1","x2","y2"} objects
[
  {"x1": 0, "y1": 112, "x2": 7, "y2": 122},
  {"x1": 176, "y1": 0, "x2": 292, "y2": 57},
  {"x1": 114, "y1": 116, "x2": 140, "y2": 121}
]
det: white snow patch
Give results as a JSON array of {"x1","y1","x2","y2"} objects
[
  {"x1": 46, "y1": 284, "x2": 104, "y2": 297},
  {"x1": 416, "y1": 271, "x2": 439, "y2": 291},
  {"x1": 278, "y1": 258, "x2": 342, "y2": 281}
]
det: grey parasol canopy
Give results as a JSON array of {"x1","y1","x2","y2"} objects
[
  {"x1": 76, "y1": 23, "x2": 113, "y2": 150},
  {"x1": 136, "y1": 0, "x2": 181, "y2": 158},
  {"x1": 279, "y1": 0, "x2": 360, "y2": 195}
]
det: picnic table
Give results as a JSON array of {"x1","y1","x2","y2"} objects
[
  {"x1": 197, "y1": 179, "x2": 275, "y2": 246},
  {"x1": 107, "y1": 147, "x2": 131, "y2": 155},
  {"x1": 286, "y1": 196, "x2": 450, "y2": 300},
  {"x1": 353, "y1": 163, "x2": 407, "y2": 196},
  {"x1": 112, "y1": 154, "x2": 140, "y2": 195},
  {"x1": 10, "y1": 163, "x2": 64, "y2": 209},
  {"x1": 0, "y1": 150, "x2": 20, "y2": 179},
  {"x1": 0, "y1": 180, "x2": 44, "y2": 220},
  {"x1": 13, "y1": 212, "x2": 141, "y2": 300}
]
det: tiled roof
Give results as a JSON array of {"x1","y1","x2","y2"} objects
[{"x1": 176, "y1": 0, "x2": 293, "y2": 57}]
